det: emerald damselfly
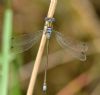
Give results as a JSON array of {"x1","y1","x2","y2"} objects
[
  {"x1": 11, "y1": 17, "x2": 88, "y2": 93},
  {"x1": 11, "y1": 17, "x2": 88, "y2": 61}
]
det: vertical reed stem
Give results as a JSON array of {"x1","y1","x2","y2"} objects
[{"x1": 27, "y1": 0, "x2": 57, "y2": 95}]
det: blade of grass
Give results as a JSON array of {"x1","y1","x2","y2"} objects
[
  {"x1": 0, "y1": 8, "x2": 13, "y2": 95},
  {"x1": 10, "y1": 59, "x2": 22, "y2": 95}
]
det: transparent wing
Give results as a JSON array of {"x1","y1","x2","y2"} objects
[
  {"x1": 55, "y1": 31, "x2": 88, "y2": 61},
  {"x1": 11, "y1": 30, "x2": 43, "y2": 54}
]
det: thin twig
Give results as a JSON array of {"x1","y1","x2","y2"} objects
[{"x1": 26, "y1": 0, "x2": 57, "y2": 95}]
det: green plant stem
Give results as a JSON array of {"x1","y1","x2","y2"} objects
[{"x1": 1, "y1": 9, "x2": 13, "y2": 95}]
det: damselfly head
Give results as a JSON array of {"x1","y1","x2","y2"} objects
[{"x1": 45, "y1": 17, "x2": 55, "y2": 22}]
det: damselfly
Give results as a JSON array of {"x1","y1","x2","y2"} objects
[
  {"x1": 11, "y1": 17, "x2": 88, "y2": 93},
  {"x1": 11, "y1": 17, "x2": 88, "y2": 61}
]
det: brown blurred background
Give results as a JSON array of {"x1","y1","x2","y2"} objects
[{"x1": 1, "y1": 0, "x2": 100, "y2": 95}]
